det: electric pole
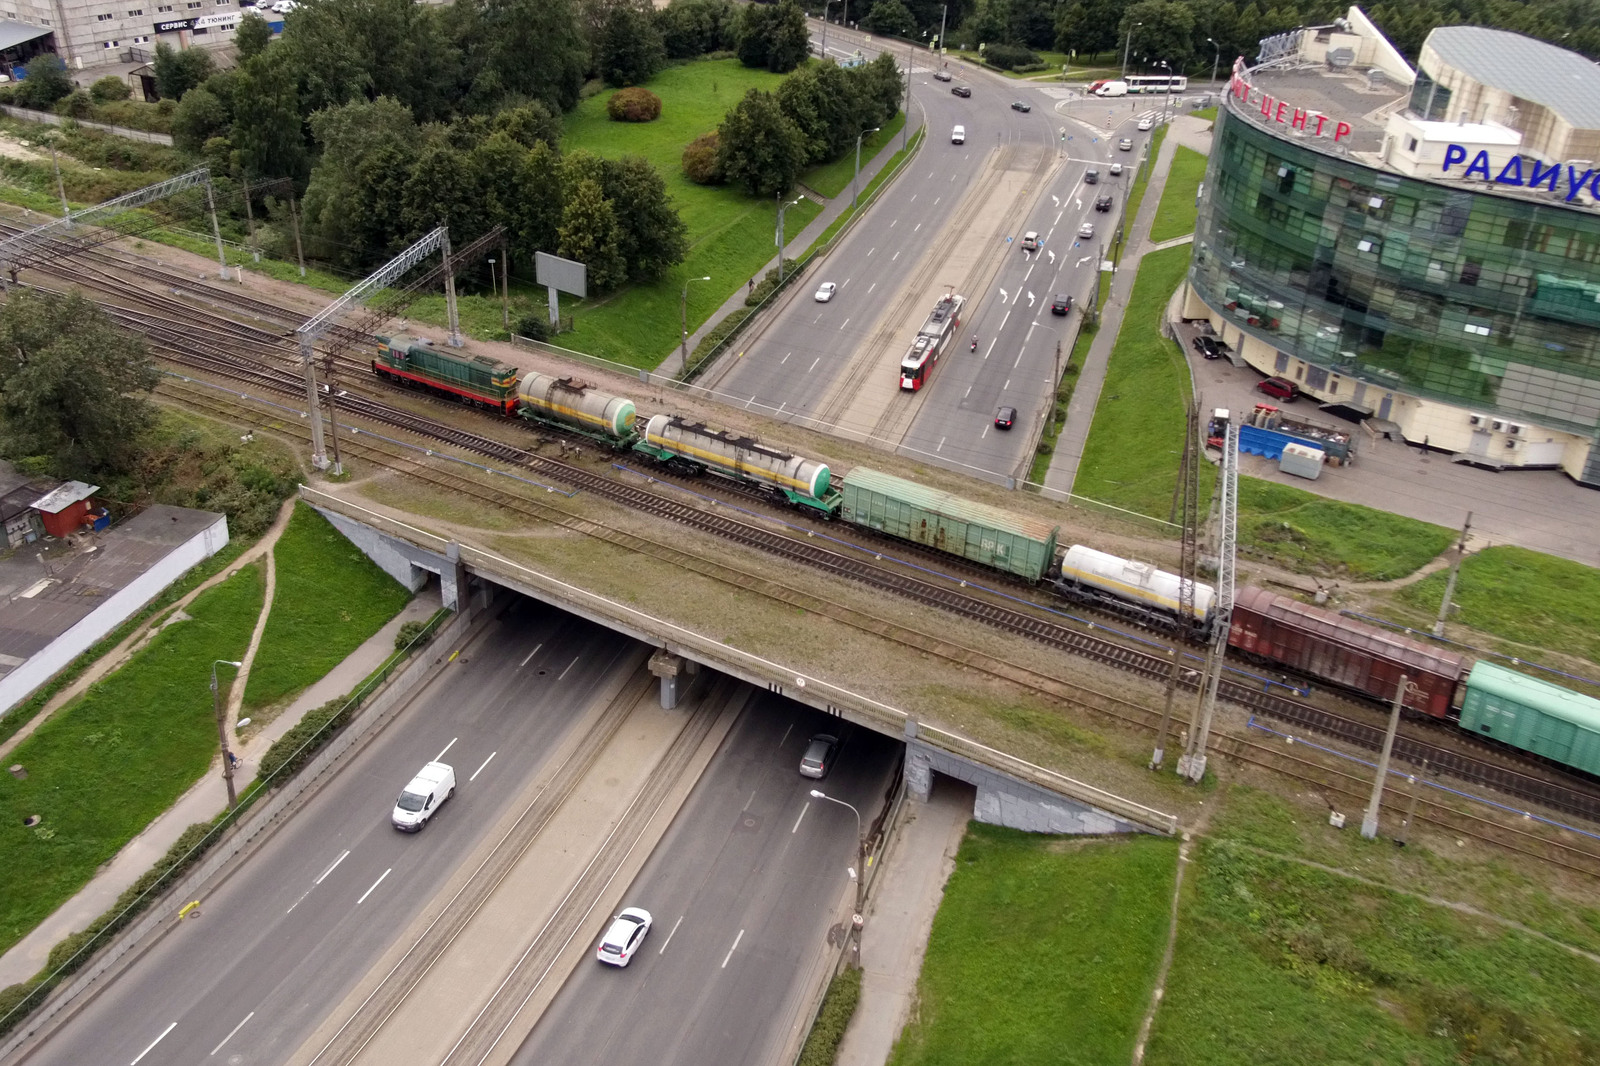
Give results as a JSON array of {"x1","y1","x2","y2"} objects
[{"x1": 1432, "y1": 512, "x2": 1472, "y2": 637}]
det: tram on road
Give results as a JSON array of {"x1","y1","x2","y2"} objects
[
  {"x1": 1124, "y1": 74, "x2": 1188, "y2": 93},
  {"x1": 899, "y1": 293, "x2": 965, "y2": 391}
]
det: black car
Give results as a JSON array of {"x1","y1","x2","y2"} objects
[
  {"x1": 1051, "y1": 294, "x2": 1072, "y2": 315},
  {"x1": 933, "y1": 69, "x2": 953, "y2": 82},
  {"x1": 1094, "y1": 194, "x2": 1113, "y2": 212},
  {"x1": 1191, "y1": 334, "x2": 1230, "y2": 360},
  {"x1": 951, "y1": 85, "x2": 972, "y2": 97},
  {"x1": 994, "y1": 406, "x2": 1017, "y2": 430},
  {"x1": 1010, "y1": 100, "x2": 1031, "y2": 112}
]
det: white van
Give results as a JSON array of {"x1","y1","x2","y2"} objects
[
  {"x1": 392, "y1": 761, "x2": 456, "y2": 832},
  {"x1": 951, "y1": 125, "x2": 965, "y2": 144},
  {"x1": 1092, "y1": 80, "x2": 1129, "y2": 98}
]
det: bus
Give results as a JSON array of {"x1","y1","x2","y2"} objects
[
  {"x1": 899, "y1": 293, "x2": 965, "y2": 391},
  {"x1": 1124, "y1": 74, "x2": 1188, "y2": 94}
]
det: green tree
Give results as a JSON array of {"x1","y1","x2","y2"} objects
[
  {"x1": 491, "y1": 100, "x2": 562, "y2": 150},
  {"x1": 597, "y1": 0, "x2": 665, "y2": 85},
  {"x1": 230, "y1": 54, "x2": 308, "y2": 181},
  {"x1": 88, "y1": 75, "x2": 132, "y2": 104},
  {"x1": 153, "y1": 42, "x2": 217, "y2": 101},
  {"x1": 170, "y1": 86, "x2": 233, "y2": 155},
  {"x1": 401, "y1": 141, "x2": 487, "y2": 242},
  {"x1": 463, "y1": 0, "x2": 589, "y2": 111},
  {"x1": 602, "y1": 155, "x2": 687, "y2": 281},
  {"x1": 859, "y1": 52, "x2": 905, "y2": 125},
  {"x1": 515, "y1": 142, "x2": 565, "y2": 255},
  {"x1": 301, "y1": 96, "x2": 418, "y2": 265},
  {"x1": 763, "y1": 0, "x2": 811, "y2": 72},
  {"x1": 1119, "y1": 0, "x2": 1195, "y2": 70},
  {"x1": 716, "y1": 88, "x2": 806, "y2": 197},
  {"x1": 658, "y1": 0, "x2": 739, "y2": 58},
  {"x1": 15, "y1": 55, "x2": 74, "y2": 110},
  {"x1": 236, "y1": 11, "x2": 273, "y2": 60},
  {"x1": 863, "y1": 0, "x2": 917, "y2": 38},
  {"x1": 777, "y1": 61, "x2": 869, "y2": 164},
  {"x1": 737, "y1": 2, "x2": 775, "y2": 68},
  {"x1": 557, "y1": 177, "x2": 626, "y2": 291},
  {"x1": 0, "y1": 291, "x2": 159, "y2": 477}
]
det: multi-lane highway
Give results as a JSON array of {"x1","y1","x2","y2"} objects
[
  {"x1": 511, "y1": 701, "x2": 900, "y2": 1066},
  {"x1": 715, "y1": 28, "x2": 1165, "y2": 484}
]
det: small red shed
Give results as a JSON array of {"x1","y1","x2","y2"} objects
[{"x1": 30, "y1": 481, "x2": 100, "y2": 538}]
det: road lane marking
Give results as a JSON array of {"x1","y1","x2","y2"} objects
[
  {"x1": 781, "y1": 351, "x2": 790, "y2": 364},
  {"x1": 792, "y1": 801, "x2": 810, "y2": 833},
  {"x1": 779, "y1": 722, "x2": 794, "y2": 747},
  {"x1": 908, "y1": 195, "x2": 916, "y2": 203},
  {"x1": 937, "y1": 436, "x2": 946, "y2": 452},
  {"x1": 721, "y1": 929, "x2": 745, "y2": 968},
  {"x1": 1055, "y1": 210, "x2": 1063, "y2": 225},
  {"x1": 934, "y1": 197, "x2": 941, "y2": 205},
  {"x1": 744, "y1": 790, "x2": 757, "y2": 811},
  {"x1": 558, "y1": 654, "x2": 580, "y2": 680},
  {"x1": 1004, "y1": 379, "x2": 1012, "y2": 389},
  {"x1": 892, "y1": 251, "x2": 900, "y2": 261},
  {"x1": 1014, "y1": 350, "x2": 1024, "y2": 368},
  {"x1": 1000, "y1": 310, "x2": 1011, "y2": 329},
  {"x1": 436, "y1": 737, "x2": 457, "y2": 760},
  {"x1": 659, "y1": 915, "x2": 684, "y2": 955},
  {"x1": 518, "y1": 643, "x2": 543, "y2": 668},
  {"x1": 963, "y1": 385, "x2": 972, "y2": 398},
  {"x1": 890, "y1": 219, "x2": 897, "y2": 227},
  {"x1": 357, "y1": 869, "x2": 391, "y2": 906},
  {"x1": 868, "y1": 282, "x2": 876, "y2": 294},
  {"x1": 868, "y1": 246, "x2": 876, "y2": 256},
  {"x1": 914, "y1": 222, "x2": 922, "y2": 232},
  {"x1": 839, "y1": 318, "x2": 850, "y2": 330},
  {"x1": 808, "y1": 357, "x2": 820, "y2": 372},
  {"x1": 470, "y1": 752, "x2": 497, "y2": 781},
  {"x1": 315, "y1": 849, "x2": 350, "y2": 886},
  {"x1": 210, "y1": 1012, "x2": 253, "y2": 1056},
  {"x1": 131, "y1": 1022, "x2": 176, "y2": 1065}
]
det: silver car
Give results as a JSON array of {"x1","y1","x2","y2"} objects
[{"x1": 799, "y1": 734, "x2": 838, "y2": 778}]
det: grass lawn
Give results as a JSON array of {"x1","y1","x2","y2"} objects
[
  {"x1": 1190, "y1": 106, "x2": 1218, "y2": 122},
  {"x1": 888, "y1": 824, "x2": 1176, "y2": 1066},
  {"x1": 242, "y1": 503, "x2": 412, "y2": 711},
  {"x1": 1148, "y1": 788, "x2": 1600, "y2": 1065},
  {"x1": 549, "y1": 59, "x2": 823, "y2": 369},
  {"x1": 0, "y1": 564, "x2": 265, "y2": 957},
  {"x1": 1237, "y1": 479, "x2": 1454, "y2": 581},
  {"x1": 1392, "y1": 545, "x2": 1600, "y2": 666},
  {"x1": 800, "y1": 112, "x2": 906, "y2": 199},
  {"x1": 1148, "y1": 145, "x2": 1208, "y2": 243},
  {"x1": 1119, "y1": 125, "x2": 1168, "y2": 253}
]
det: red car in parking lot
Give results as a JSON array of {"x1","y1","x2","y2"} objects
[{"x1": 1257, "y1": 376, "x2": 1300, "y2": 401}]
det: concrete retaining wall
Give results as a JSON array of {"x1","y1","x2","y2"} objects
[{"x1": 905, "y1": 738, "x2": 1145, "y2": 835}]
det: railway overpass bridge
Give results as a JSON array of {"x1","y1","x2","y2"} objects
[{"x1": 300, "y1": 486, "x2": 1177, "y2": 837}]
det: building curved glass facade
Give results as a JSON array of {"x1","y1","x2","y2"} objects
[{"x1": 1191, "y1": 103, "x2": 1600, "y2": 459}]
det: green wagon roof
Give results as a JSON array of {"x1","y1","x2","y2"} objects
[
  {"x1": 1468, "y1": 661, "x2": 1600, "y2": 730},
  {"x1": 843, "y1": 468, "x2": 1060, "y2": 545}
]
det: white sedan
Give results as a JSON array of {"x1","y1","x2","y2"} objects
[
  {"x1": 1137, "y1": 116, "x2": 1154, "y2": 131},
  {"x1": 597, "y1": 907, "x2": 653, "y2": 967},
  {"x1": 815, "y1": 282, "x2": 838, "y2": 302}
]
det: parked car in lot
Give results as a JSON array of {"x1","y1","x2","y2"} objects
[
  {"x1": 1010, "y1": 100, "x2": 1031, "y2": 112},
  {"x1": 1192, "y1": 335, "x2": 1229, "y2": 359},
  {"x1": 596, "y1": 908, "x2": 653, "y2": 967},
  {"x1": 1051, "y1": 293, "x2": 1072, "y2": 315},
  {"x1": 933, "y1": 69, "x2": 952, "y2": 82},
  {"x1": 392, "y1": 761, "x2": 455, "y2": 832},
  {"x1": 1021, "y1": 230, "x2": 1041, "y2": 250},
  {"x1": 1118, "y1": 137, "x2": 1133, "y2": 151},
  {"x1": 1137, "y1": 116, "x2": 1154, "y2": 131},
  {"x1": 799, "y1": 733, "x2": 839, "y2": 778},
  {"x1": 815, "y1": 282, "x2": 837, "y2": 302},
  {"x1": 951, "y1": 85, "x2": 972, "y2": 97},
  {"x1": 1257, "y1": 376, "x2": 1301, "y2": 401},
  {"x1": 1109, "y1": 162, "x2": 1124, "y2": 176},
  {"x1": 1094, "y1": 194, "x2": 1113, "y2": 212},
  {"x1": 994, "y1": 406, "x2": 1017, "y2": 430},
  {"x1": 1078, "y1": 221, "x2": 1095, "y2": 239}
]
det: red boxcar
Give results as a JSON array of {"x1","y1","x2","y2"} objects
[{"x1": 1227, "y1": 587, "x2": 1467, "y2": 718}]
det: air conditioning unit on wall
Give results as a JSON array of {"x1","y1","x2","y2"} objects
[
  {"x1": 1505, "y1": 438, "x2": 1521, "y2": 451},
  {"x1": 1491, "y1": 419, "x2": 1508, "y2": 432},
  {"x1": 1506, "y1": 422, "x2": 1525, "y2": 436},
  {"x1": 1468, "y1": 413, "x2": 1486, "y2": 427}
]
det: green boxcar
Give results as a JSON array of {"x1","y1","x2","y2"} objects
[
  {"x1": 375, "y1": 336, "x2": 519, "y2": 409},
  {"x1": 838, "y1": 467, "x2": 1060, "y2": 582},
  {"x1": 1459, "y1": 660, "x2": 1600, "y2": 775}
]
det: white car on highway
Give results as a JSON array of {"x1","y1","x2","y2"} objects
[
  {"x1": 1137, "y1": 116, "x2": 1155, "y2": 131},
  {"x1": 815, "y1": 282, "x2": 837, "y2": 302},
  {"x1": 597, "y1": 907, "x2": 653, "y2": 966},
  {"x1": 392, "y1": 761, "x2": 455, "y2": 832}
]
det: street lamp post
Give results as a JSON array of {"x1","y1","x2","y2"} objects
[
  {"x1": 1154, "y1": 60, "x2": 1173, "y2": 125},
  {"x1": 776, "y1": 193, "x2": 804, "y2": 282},
  {"x1": 212, "y1": 660, "x2": 244, "y2": 809},
  {"x1": 819, "y1": 0, "x2": 833, "y2": 60},
  {"x1": 810, "y1": 789, "x2": 866, "y2": 913},
  {"x1": 1208, "y1": 37, "x2": 1221, "y2": 89},
  {"x1": 680, "y1": 274, "x2": 711, "y2": 368},
  {"x1": 853, "y1": 126, "x2": 881, "y2": 207},
  {"x1": 1121, "y1": 22, "x2": 1142, "y2": 78}
]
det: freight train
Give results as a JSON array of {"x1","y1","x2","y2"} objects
[{"x1": 371, "y1": 337, "x2": 1600, "y2": 778}]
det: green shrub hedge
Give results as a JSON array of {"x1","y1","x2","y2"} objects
[{"x1": 798, "y1": 966, "x2": 862, "y2": 1066}]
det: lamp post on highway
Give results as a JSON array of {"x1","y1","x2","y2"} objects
[
  {"x1": 819, "y1": 0, "x2": 834, "y2": 60},
  {"x1": 212, "y1": 659, "x2": 243, "y2": 809},
  {"x1": 1154, "y1": 60, "x2": 1173, "y2": 125},
  {"x1": 1121, "y1": 21, "x2": 1142, "y2": 77},
  {"x1": 776, "y1": 193, "x2": 804, "y2": 282},
  {"x1": 810, "y1": 789, "x2": 865, "y2": 913},
  {"x1": 853, "y1": 126, "x2": 881, "y2": 207},
  {"x1": 1207, "y1": 37, "x2": 1221, "y2": 88},
  {"x1": 680, "y1": 275, "x2": 711, "y2": 368}
]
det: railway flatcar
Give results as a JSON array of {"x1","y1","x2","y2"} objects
[
  {"x1": 635, "y1": 414, "x2": 840, "y2": 515},
  {"x1": 1228, "y1": 587, "x2": 1468, "y2": 718},
  {"x1": 373, "y1": 336, "x2": 520, "y2": 414},
  {"x1": 516, "y1": 373, "x2": 637, "y2": 447},
  {"x1": 1054, "y1": 545, "x2": 1216, "y2": 635},
  {"x1": 1459, "y1": 661, "x2": 1600, "y2": 775},
  {"x1": 838, "y1": 468, "x2": 1059, "y2": 582}
]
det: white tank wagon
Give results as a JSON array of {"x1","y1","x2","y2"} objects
[
  {"x1": 638, "y1": 415, "x2": 839, "y2": 513},
  {"x1": 516, "y1": 373, "x2": 637, "y2": 443},
  {"x1": 1053, "y1": 545, "x2": 1216, "y2": 633}
]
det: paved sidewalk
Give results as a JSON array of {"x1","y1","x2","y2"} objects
[
  {"x1": 0, "y1": 586, "x2": 441, "y2": 989},
  {"x1": 835, "y1": 779, "x2": 973, "y2": 1066}
]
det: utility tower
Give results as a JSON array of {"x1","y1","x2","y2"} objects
[{"x1": 1178, "y1": 409, "x2": 1238, "y2": 784}]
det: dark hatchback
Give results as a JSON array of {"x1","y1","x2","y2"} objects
[
  {"x1": 1094, "y1": 194, "x2": 1113, "y2": 212},
  {"x1": 1192, "y1": 334, "x2": 1229, "y2": 359},
  {"x1": 951, "y1": 85, "x2": 972, "y2": 97},
  {"x1": 1051, "y1": 293, "x2": 1072, "y2": 315},
  {"x1": 994, "y1": 406, "x2": 1017, "y2": 430}
]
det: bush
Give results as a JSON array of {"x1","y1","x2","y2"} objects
[
  {"x1": 516, "y1": 313, "x2": 552, "y2": 341},
  {"x1": 984, "y1": 43, "x2": 1040, "y2": 70},
  {"x1": 797, "y1": 967, "x2": 862, "y2": 1066},
  {"x1": 746, "y1": 258, "x2": 802, "y2": 305},
  {"x1": 688, "y1": 307, "x2": 751, "y2": 367},
  {"x1": 394, "y1": 619, "x2": 432, "y2": 651},
  {"x1": 0, "y1": 85, "x2": 15, "y2": 105},
  {"x1": 606, "y1": 86, "x2": 662, "y2": 122},
  {"x1": 89, "y1": 75, "x2": 132, "y2": 103},
  {"x1": 1036, "y1": 440, "x2": 1054, "y2": 455},
  {"x1": 15, "y1": 55, "x2": 73, "y2": 110},
  {"x1": 682, "y1": 130, "x2": 723, "y2": 184},
  {"x1": 57, "y1": 89, "x2": 93, "y2": 118}
]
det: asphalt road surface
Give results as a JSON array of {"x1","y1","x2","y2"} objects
[
  {"x1": 21, "y1": 599, "x2": 637, "y2": 1066},
  {"x1": 509, "y1": 696, "x2": 902, "y2": 1066}
]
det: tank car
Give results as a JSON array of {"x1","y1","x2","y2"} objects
[
  {"x1": 635, "y1": 415, "x2": 840, "y2": 515},
  {"x1": 372, "y1": 336, "x2": 519, "y2": 414},
  {"x1": 516, "y1": 373, "x2": 637, "y2": 447},
  {"x1": 1053, "y1": 545, "x2": 1215, "y2": 634}
]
